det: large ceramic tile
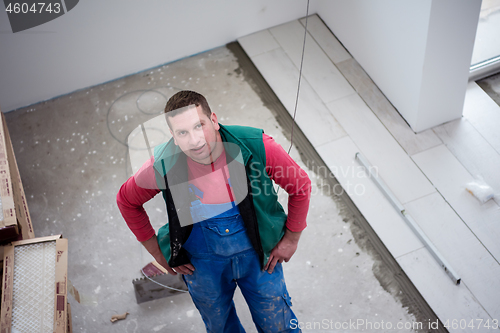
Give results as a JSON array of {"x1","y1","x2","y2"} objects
[
  {"x1": 327, "y1": 94, "x2": 436, "y2": 204},
  {"x1": 463, "y1": 81, "x2": 500, "y2": 154},
  {"x1": 405, "y1": 192, "x2": 500, "y2": 318},
  {"x1": 299, "y1": 15, "x2": 351, "y2": 64},
  {"x1": 337, "y1": 58, "x2": 442, "y2": 156},
  {"x1": 433, "y1": 118, "x2": 500, "y2": 195},
  {"x1": 397, "y1": 248, "x2": 494, "y2": 333},
  {"x1": 411, "y1": 144, "x2": 500, "y2": 261},
  {"x1": 317, "y1": 136, "x2": 424, "y2": 258},
  {"x1": 237, "y1": 30, "x2": 280, "y2": 58},
  {"x1": 251, "y1": 48, "x2": 346, "y2": 147},
  {"x1": 336, "y1": 58, "x2": 375, "y2": 95},
  {"x1": 269, "y1": 20, "x2": 355, "y2": 104}
]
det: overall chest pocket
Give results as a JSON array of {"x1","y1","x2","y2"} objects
[{"x1": 203, "y1": 215, "x2": 253, "y2": 256}]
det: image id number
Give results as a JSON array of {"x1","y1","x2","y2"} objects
[
  {"x1": 5, "y1": 2, "x2": 61, "y2": 14},
  {"x1": 443, "y1": 318, "x2": 499, "y2": 330}
]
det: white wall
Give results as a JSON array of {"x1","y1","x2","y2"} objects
[
  {"x1": 0, "y1": 0, "x2": 313, "y2": 112},
  {"x1": 315, "y1": 0, "x2": 481, "y2": 132},
  {"x1": 418, "y1": 0, "x2": 481, "y2": 131}
]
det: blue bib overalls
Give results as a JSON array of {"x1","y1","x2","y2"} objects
[{"x1": 182, "y1": 200, "x2": 300, "y2": 333}]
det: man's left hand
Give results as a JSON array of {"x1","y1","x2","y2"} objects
[{"x1": 264, "y1": 228, "x2": 302, "y2": 274}]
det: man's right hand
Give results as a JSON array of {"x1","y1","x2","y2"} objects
[
  {"x1": 156, "y1": 255, "x2": 195, "y2": 275},
  {"x1": 170, "y1": 263, "x2": 195, "y2": 275},
  {"x1": 142, "y1": 234, "x2": 195, "y2": 275},
  {"x1": 154, "y1": 255, "x2": 177, "y2": 275}
]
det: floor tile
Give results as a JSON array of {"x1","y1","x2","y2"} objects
[
  {"x1": 433, "y1": 118, "x2": 500, "y2": 195},
  {"x1": 237, "y1": 30, "x2": 280, "y2": 58},
  {"x1": 317, "y1": 136, "x2": 424, "y2": 258},
  {"x1": 397, "y1": 247, "x2": 494, "y2": 332},
  {"x1": 251, "y1": 48, "x2": 346, "y2": 147},
  {"x1": 337, "y1": 58, "x2": 442, "y2": 156},
  {"x1": 336, "y1": 58, "x2": 375, "y2": 95},
  {"x1": 299, "y1": 15, "x2": 351, "y2": 64},
  {"x1": 327, "y1": 94, "x2": 436, "y2": 204},
  {"x1": 463, "y1": 81, "x2": 500, "y2": 155},
  {"x1": 411, "y1": 144, "x2": 500, "y2": 262},
  {"x1": 405, "y1": 192, "x2": 500, "y2": 318},
  {"x1": 269, "y1": 20, "x2": 355, "y2": 104}
]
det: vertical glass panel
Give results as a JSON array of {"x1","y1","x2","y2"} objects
[{"x1": 471, "y1": 0, "x2": 500, "y2": 66}]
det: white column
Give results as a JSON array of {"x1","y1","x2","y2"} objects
[{"x1": 316, "y1": 0, "x2": 482, "y2": 132}]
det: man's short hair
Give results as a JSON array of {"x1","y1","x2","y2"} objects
[{"x1": 164, "y1": 91, "x2": 212, "y2": 123}]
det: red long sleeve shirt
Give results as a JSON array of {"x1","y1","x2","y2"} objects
[{"x1": 117, "y1": 133, "x2": 311, "y2": 242}]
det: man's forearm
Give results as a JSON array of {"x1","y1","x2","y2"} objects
[
  {"x1": 141, "y1": 234, "x2": 166, "y2": 263},
  {"x1": 283, "y1": 228, "x2": 302, "y2": 244}
]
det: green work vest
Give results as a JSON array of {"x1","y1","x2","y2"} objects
[{"x1": 154, "y1": 124, "x2": 287, "y2": 267}]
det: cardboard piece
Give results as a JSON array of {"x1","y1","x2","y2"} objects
[
  {"x1": 0, "y1": 112, "x2": 35, "y2": 243},
  {"x1": 1, "y1": 113, "x2": 34, "y2": 240},
  {"x1": 1, "y1": 244, "x2": 26, "y2": 331},
  {"x1": 0, "y1": 113, "x2": 18, "y2": 242},
  {"x1": 0, "y1": 235, "x2": 68, "y2": 333},
  {"x1": 110, "y1": 312, "x2": 129, "y2": 323},
  {"x1": 67, "y1": 302, "x2": 73, "y2": 333},
  {"x1": 12, "y1": 234, "x2": 61, "y2": 246},
  {"x1": 0, "y1": 245, "x2": 14, "y2": 333},
  {"x1": 55, "y1": 238, "x2": 69, "y2": 332},
  {"x1": 68, "y1": 279, "x2": 81, "y2": 303}
]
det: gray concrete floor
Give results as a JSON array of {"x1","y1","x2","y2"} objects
[{"x1": 5, "y1": 46, "x2": 423, "y2": 332}]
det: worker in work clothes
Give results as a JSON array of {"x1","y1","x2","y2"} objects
[{"x1": 117, "y1": 90, "x2": 311, "y2": 332}]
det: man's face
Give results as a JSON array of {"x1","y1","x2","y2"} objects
[{"x1": 168, "y1": 105, "x2": 220, "y2": 164}]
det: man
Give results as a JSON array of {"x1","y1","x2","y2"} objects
[{"x1": 117, "y1": 90, "x2": 311, "y2": 332}]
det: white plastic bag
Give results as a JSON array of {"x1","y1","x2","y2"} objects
[{"x1": 465, "y1": 176, "x2": 495, "y2": 204}]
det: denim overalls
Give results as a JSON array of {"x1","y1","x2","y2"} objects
[{"x1": 182, "y1": 199, "x2": 300, "y2": 333}]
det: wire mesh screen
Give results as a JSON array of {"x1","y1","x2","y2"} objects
[{"x1": 12, "y1": 241, "x2": 56, "y2": 333}]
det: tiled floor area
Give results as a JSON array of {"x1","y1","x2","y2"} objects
[{"x1": 239, "y1": 14, "x2": 500, "y2": 332}]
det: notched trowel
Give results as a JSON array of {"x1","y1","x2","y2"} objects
[{"x1": 133, "y1": 261, "x2": 188, "y2": 304}]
